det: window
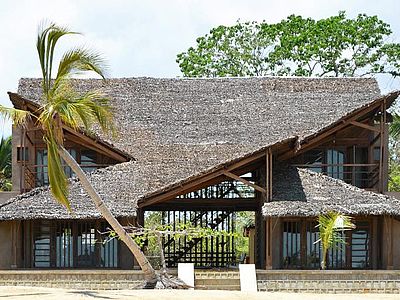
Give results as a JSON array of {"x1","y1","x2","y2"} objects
[
  {"x1": 282, "y1": 219, "x2": 370, "y2": 270},
  {"x1": 80, "y1": 149, "x2": 97, "y2": 173},
  {"x1": 326, "y1": 149, "x2": 345, "y2": 180},
  {"x1": 305, "y1": 221, "x2": 320, "y2": 269},
  {"x1": 351, "y1": 221, "x2": 370, "y2": 269},
  {"x1": 33, "y1": 220, "x2": 118, "y2": 268},
  {"x1": 373, "y1": 147, "x2": 381, "y2": 162},
  {"x1": 33, "y1": 221, "x2": 51, "y2": 267},
  {"x1": 282, "y1": 221, "x2": 301, "y2": 268},
  {"x1": 17, "y1": 147, "x2": 29, "y2": 162},
  {"x1": 36, "y1": 149, "x2": 48, "y2": 187},
  {"x1": 35, "y1": 148, "x2": 97, "y2": 187}
]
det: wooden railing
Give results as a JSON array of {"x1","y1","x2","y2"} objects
[{"x1": 22, "y1": 163, "x2": 111, "y2": 192}]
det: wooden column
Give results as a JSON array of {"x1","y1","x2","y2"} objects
[
  {"x1": 265, "y1": 149, "x2": 273, "y2": 269},
  {"x1": 382, "y1": 99, "x2": 389, "y2": 192},
  {"x1": 372, "y1": 217, "x2": 379, "y2": 269},
  {"x1": 379, "y1": 101, "x2": 387, "y2": 193},
  {"x1": 136, "y1": 208, "x2": 145, "y2": 227},
  {"x1": 384, "y1": 215, "x2": 393, "y2": 269}
]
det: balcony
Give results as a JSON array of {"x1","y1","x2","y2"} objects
[{"x1": 22, "y1": 163, "x2": 110, "y2": 192}]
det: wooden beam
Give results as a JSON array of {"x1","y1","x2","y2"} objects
[
  {"x1": 223, "y1": 170, "x2": 266, "y2": 193},
  {"x1": 62, "y1": 126, "x2": 128, "y2": 162},
  {"x1": 350, "y1": 121, "x2": 380, "y2": 133},
  {"x1": 369, "y1": 133, "x2": 381, "y2": 147},
  {"x1": 277, "y1": 101, "x2": 383, "y2": 161},
  {"x1": 268, "y1": 149, "x2": 272, "y2": 200},
  {"x1": 140, "y1": 170, "x2": 226, "y2": 208},
  {"x1": 140, "y1": 151, "x2": 267, "y2": 208},
  {"x1": 147, "y1": 198, "x2": 258, "y2": 211}
]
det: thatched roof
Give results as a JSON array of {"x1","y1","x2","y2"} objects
[
  {"x1": 2, "y1": 76, "x2": 398, "y2": 220},
  {"x1": 262, "y1": 164, "x2": 400, "y2": 217}
]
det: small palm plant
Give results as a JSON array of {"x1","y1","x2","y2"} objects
[
  {"x1": 0, "y1": 22, "x2": 156, "y2": 282},
  {"x1": 315, "y1": 212, "x2": 355, "y2": 270}
]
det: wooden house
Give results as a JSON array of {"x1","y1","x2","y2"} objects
[{"x1": 0, "y1": 77, "x2": 400, "y2": 270}]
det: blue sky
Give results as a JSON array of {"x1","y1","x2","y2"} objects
[{"x1": 1, "y1": 0, "x2": 400, "y2": 137}]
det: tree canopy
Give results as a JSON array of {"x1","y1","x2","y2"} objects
[{"x1": 177, "y1": 12, "x2": 400, "y2": 78}]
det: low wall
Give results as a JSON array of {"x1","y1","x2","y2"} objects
[
  {"x1": 257, "y1": 270, "x2": 400, "y2": 293},
  {"x1": 1, "y1": 269, "x2": 400, "y2": 292},
  {"x1": 0, "y1": 270, "x2": 145, "y2": 290}
]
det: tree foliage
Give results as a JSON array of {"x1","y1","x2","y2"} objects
[
  {"x1": 0, "y1": 136, "x2": 12, "y2": 191},
  {"x1": 177, "y1": 12, "x2": 400, "y2": 78},
  {"x1": 316, "y1": 212, "x2": 355, "y2": 270}
]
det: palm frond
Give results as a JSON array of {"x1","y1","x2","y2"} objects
[
  {"x1": 0, "y1": 105, "x2": 33, "y2": 126},
  {"x1": 316, "y1": 212, "x2": 355, "y2": 269},
  {"x1": 56, "y1": 47, "x2": 108, "y2": 83},
  {"x1": 45, "y1": 134, "x2": 70, "y2": 211},
  {"x1": 37, "y1": 20, "x2": 79, "y2": 95},
  {"x1": 44, "y1": 86, "x2": 114, "y2": 134},
  {"x1": 390, "y1": 113, "x2": 400, "y2": 140}
]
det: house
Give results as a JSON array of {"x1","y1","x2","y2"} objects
[{"x1": 0, "y1": 77, "x2": 400, "y2": 270}]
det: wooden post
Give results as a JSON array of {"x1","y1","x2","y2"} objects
[
  {"x1": 384, "y1": 216, "x2": 393, "y2": 269},
  {"x1": 265, "y1": 149, "x2": 273, "y2": 269},
  {"x1": 382, "y1": 99, "x2": 389, "y2": 192},
  {"x1": 136, "y1": 208, "x2": 145, "y2": 227},
  {"x1": 379, "y1": 101, "x2": 385, "y2": 193},
  {"x1": 372, "y1": 217, "x2": 378, "y2": 269}
]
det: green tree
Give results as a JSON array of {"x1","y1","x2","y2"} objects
[
  {"x1": 316, "y1": 212, "x2": 355, "y2": 270},
  {"x1": 0, "y1": 22, "x2": 156, "y2": 282},
  {"x1": 177, "y1": 12, "x2": 400, "y2": 78},
  {"x1": 0, "y1": 136, "x2": 12, "y2": 191}
]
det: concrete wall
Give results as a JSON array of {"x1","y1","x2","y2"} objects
[{"x1": 0, "y1": 221, "x2": 15, "y2": 269}]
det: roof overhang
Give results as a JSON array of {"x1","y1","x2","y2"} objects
[{"x1": 8, "y1": 92, "x2": 133, "y2": 162}]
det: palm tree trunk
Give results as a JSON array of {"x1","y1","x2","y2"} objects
[
  {"x1": 58, "y1": 146, "x2": 156, "y2": 282},
  {"x1": 321, "y1": 245, "x2": 327, "y2": 270}
]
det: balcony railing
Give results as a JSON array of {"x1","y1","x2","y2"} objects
[
  {"x1": 291, "y1": 163, "x2": 380, "y2": 190},
  {"x1": 23, "y1": 163, "x2": 110, "y2": 192}
]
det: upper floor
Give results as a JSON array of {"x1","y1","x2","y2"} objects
[{"x1": 10, "y1": 94, "x2": 390, "y2": 196}]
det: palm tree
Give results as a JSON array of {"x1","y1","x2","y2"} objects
[
  {"x1": 315, "y1": 212, "x2": 355, "y2": 270},
  {"x1": 0, "y1": 136, "x2": 12, "y2": 191},
  {"x1": 390, "y1": 113, "x2": 400, "y2": 140},
  {"x1": 0, "y1": 22, "x2": 156, "y2": 282}
]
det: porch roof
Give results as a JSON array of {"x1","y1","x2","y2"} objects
[
  {"x1": 1, "y1": 77, "x2": 399, "y2": 220},
  {"x1": 262, "y1": 165, "x2": 400, "y2": 217}
]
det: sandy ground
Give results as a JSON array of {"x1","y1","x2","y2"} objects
[{"x1": 0, "y1": 287, "x2": 398, "y2": 300}]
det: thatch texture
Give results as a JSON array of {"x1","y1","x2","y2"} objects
[
  {"x1": 262, "y1": 164, "x2": 400, "y2": 217},
  {"x1": 1, "y1": 77, "x2": 395, "y2": 220}
]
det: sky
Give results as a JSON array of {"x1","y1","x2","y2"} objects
[{"x1": 1, "y1": 0, "x2": 400, "y2": 137}]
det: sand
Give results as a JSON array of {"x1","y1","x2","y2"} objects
[{"x1": 0, "y1": 286, "x2": 397, "y2": 299}]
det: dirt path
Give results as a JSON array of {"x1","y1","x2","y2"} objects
[{"x1": 0, "y1": 286, "x2": 397, "y2": 299}]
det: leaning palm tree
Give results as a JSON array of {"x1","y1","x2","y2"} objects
[
  {"x1": 315, "y1": 212, "x2": 355, "y2": 270},
  {"x1": 0, "y1": 22, "x2": 156, "y2": 283},
  {"x1": 0, "y1": 136, "x2": 12, "y2": 191}
]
